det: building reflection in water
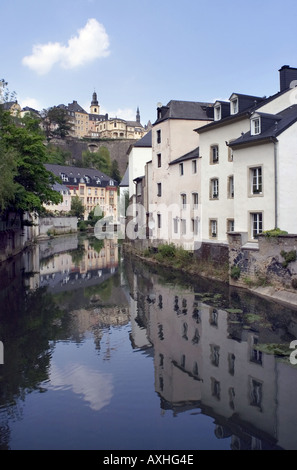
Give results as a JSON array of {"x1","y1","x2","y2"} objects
[
  {"x1": 127, "y1": 262, "x2": 297, "y2": 450},
  {"x1": 39, "y1": 237, "x2": 119, "y2": 293}
]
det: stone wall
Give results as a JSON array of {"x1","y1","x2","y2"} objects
[
  {"x1": 52, "y1": 138, "x2": 135, "y2": 177},
  {"x1": 228, "y1": 232, "x2": 297, "y2": 290},
  {"x1": 194, "y1": 242, "x2": 229, "y2": 265},
  {"x1": 39, "y1": 216, "x2": 78, "y2": 237}
]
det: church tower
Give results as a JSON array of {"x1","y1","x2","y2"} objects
[
  {"x1": 136, "y1": 106, "x2": 140, "y2": 123},
  {"x1": 90, "y1": 91, "x2": 100, "y2": 115}
]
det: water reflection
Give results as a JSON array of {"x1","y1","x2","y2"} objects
[
  {"x1": 0, "y1": 239, "x2": 297, "y2": 449},
  {"x1": 125, "y1": 256, "x2": 297, "y2": 450}
]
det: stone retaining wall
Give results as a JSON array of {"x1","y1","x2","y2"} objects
[{"x1": 228, "y1": 232, "x2": 297, "y2": 290}]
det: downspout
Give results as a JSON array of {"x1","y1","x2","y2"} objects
[{"x1": 273, "y1": 138, "x2": 278, "y2": 229}]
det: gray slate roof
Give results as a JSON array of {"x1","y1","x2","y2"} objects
[
  {"x1": 45, "y1": 164, "x2": 118, "y2": 187},
  {"x1": 134, "y1": 130, "x2": 152, "y2": 147},
  {"x1": 154, "y1": 100, "x2": 214, "y2": 124},
  {"x1": 169, "y1": 147, "x2": 200, "y2": 165},
  {"x1": 230, "y1": 105, "x2": 297, "y2": 148}
]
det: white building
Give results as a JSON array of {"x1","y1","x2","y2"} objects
[
  {"x1": 149, "y1": 100, "x2": 213, "y2": 249},
  {"x1": 196, "y1": 65, "x2": 297, "y2": 244}
]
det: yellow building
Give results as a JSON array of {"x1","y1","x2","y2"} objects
[{"x1": 45, "y1": 164, "x2": 118, "y2": 221}]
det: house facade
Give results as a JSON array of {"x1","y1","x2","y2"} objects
[
  {"x1": 148, "y1": 100, "x2": 213, "y2": 249},
  {"x1": 45, "y1": 164, "x2": 118, "y2": 221},
  {"x1": 196, "y1": 65, "x2": 297, "y2": 245}
]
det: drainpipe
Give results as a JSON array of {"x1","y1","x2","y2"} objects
[{"x1": 273, "y1": 137, "x2": 278, "y2": 229}]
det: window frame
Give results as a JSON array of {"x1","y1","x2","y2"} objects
[
  {"x1": 250, "y1": 166, "x2": 263, "y2": 195},
  {"x1": 250, "y1": 212, "x2": 263, "y2": 239},
  {"x1": 210, "y1": 178, "x2": 219, "y2": 199}
]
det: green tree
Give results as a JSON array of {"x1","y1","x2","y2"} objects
[
  {"x1": 70, "y1": 195, "x2": 84, "y2": 219},
  {"x1": 0, "y1": 101, "x2": 62, "y2": 215},
  {"x1": 110, "y1": 159, "x2": 121, "y2": 183},
  {"x1": 45, "y1": 143, "x2": 71, "y2": 165},
  {"x1": 41, "y1": 106, "x2": 73, "y2": 140},
  {"x1": 82, "y1": 146, "x2": 111, "y2": 175}
]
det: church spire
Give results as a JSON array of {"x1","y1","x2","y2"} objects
[{"x1": 136, "y1": 106, "x2": 140, "y2": 123}]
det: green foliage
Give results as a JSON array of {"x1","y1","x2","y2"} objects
[
  {"x1": 263, "y1": 227, "x2": 288, "y2": 237},
  {"x1": 0, "y1": 99, "x2": 62, "y2": 214},
  {"x1": 82, "y1": 147, "x2": 111, "y2": 175},
  {"x1": 41, "y1": 106, "x2": 73, "y2": 140},
  {"x1": 157, "y1": 243, "x2": 176, "y2": 258},
  {"x1": 280, "y1": 250, "x2": 297, "y2": 268},
  {"x1": 110, "y1": 159, "x2": 121, "y2": 183},
  {"x1": 78, "y1": 220, "x2": 87, "y2": 231},
  {"x1": 70, "y1": 195, "x2": 84, "y2": 219},
  {"x1": 230, "y1": 265, "x2": 241, "y2": 280},
  {"x1": 45, "y1": 144, "x2": 72, "y2": 165},
  {"x1": 87, "y1": 207, "x2": 104, "y2": 227}
]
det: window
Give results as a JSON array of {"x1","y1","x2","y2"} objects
[
  {"x1": 210, "y1": 219, "x2": 217, "y2": 238},
  {"x1": 214, "y1": 105, "x2": 221, "y2": 121},
  {"x1": 157, "y1": 183, "x2": 162, "y2": 197},
  {"x1": 228, "y1": 176, "x2": 234, "y2": 198},
  {"x1": 227, "y1": 219, "x2": 234, "y2": 232},
  {"x1": 192, "y1": 159, "x2": 197, "y2": 174},
  {"x1": 179, "y1": 163, "x2": 184, "y2": 175},
  {"x1": 251, "y1": 212, "x2": 263, "y2": 239},
  {"x1": 192, "y1": 218, "x2": 199, "y2": 235},
  {"x1": 181, "y1": 193, "x2": 187, "y2": 209},
  {"x1": 173, "y1": 217, "x2": 179, "y2": 234},
  {"x1": 181, "y1": 219, "x2": 186, "y2": 235},
  {"x1": 157, "y1": 129, "x2": 161, "y2": 144},
  {"x1": 192, "y1": 192, "x2": 198, "y2": 209},
  {"x1": 210, "y1": 178, "x2": 219, "y2": 199},
  {"x1": 231, "y1": 98, "x2": 238, "y2": 114},
  {"x1": 250, "y1": 167, "x2": 262, "y2": 194},
  {"x1": 251, "y1": 117, "x2": 261, "y2": 135},
  {"x1": 210, "y1": 145, "x2": 219, "y2": 164},
  {"x1": 157, "y1": 153, "x2": 161, "y2": 168},
  {"x1": 157, "y1": 213, "x2": 161, "y2": 229}
]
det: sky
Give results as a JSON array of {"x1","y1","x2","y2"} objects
[{"x1": 2, "y1": 0, "x2": 297, "y2": 126}]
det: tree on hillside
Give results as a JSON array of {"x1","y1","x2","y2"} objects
[
  {"x1": 82, "y1": 146, "x2": 111, "y2": 175},
  {"x1": 0, "y1": 89, "x2": 62, "y2": 216},
  {"x1": 45, "y1": 143, "x2": 72, "y2": 165},
  {"x1": 110, "y1": 159, "x2": 121, "y2": 183},
  {"x1": 41, "y1": 106, "x2": 73, "y2": 141}
]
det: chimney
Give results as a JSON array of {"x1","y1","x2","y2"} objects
[{"x1": 279, "y1": 65, "x2": 297, "y2": 92}]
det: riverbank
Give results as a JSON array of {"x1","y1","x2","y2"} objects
[{"x1": 123, "y1": 242, "x2": 297, "y2": 310}]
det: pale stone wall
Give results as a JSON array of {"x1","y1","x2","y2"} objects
[
  {"x1": 39, "y1": 216, "x2": 78, "y2": 237},
  {"x1": 228, "y1": 232, "x2": 297, "y2": 289}
]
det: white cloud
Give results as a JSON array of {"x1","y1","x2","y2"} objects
[
  {"x1": 49, "y1": 362, "x2": 113, "y2": 411},
  {"x1": 103, "y1": 107, "x2": 137, "y2": 121},
  {"x1": 22, "y1": 18, "x2": 110, "y2": 75},
  {"x1": 19, "y1": 97, "x2": 42, "y2": 111}
]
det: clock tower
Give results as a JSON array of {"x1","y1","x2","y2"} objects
[{"x1": 90, "y1": 91, "x2": 100, "y2": 115}]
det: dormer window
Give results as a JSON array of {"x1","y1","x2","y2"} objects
[
  {"x1": 251, "y1": 117, "x2": 261, "y2": 135},
  {"x1": 231, "y1": 98, "x2": 238, "y2": 115},
  {"x1": 214, "y1": 105, "x2": 221, "y2": 121}
]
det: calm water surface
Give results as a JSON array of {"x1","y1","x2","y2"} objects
[{"x1": 0, "y1": 234, "x2": 297, "y2": 450}]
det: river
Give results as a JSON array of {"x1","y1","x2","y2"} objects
[{"x1": 0, "y1": 233, "x2": 297, "y2": 451}]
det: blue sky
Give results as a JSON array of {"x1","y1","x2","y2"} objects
[{"x1": 2, "y1": 0, "x2": 297, "y2": 125}]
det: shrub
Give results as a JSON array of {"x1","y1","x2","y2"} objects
[
  {"x1": 230, "y1": 265, "x2": 241, "y2": 280},
  {"x1": 263, "y1": 228, "x2": 288, "y2": 237},
  {"x1": 157, "y1": 243, "x2": 176, "y2": 258},
  {"x1": 281, "y1": 249, "x2": 297, "y2": 268}
]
